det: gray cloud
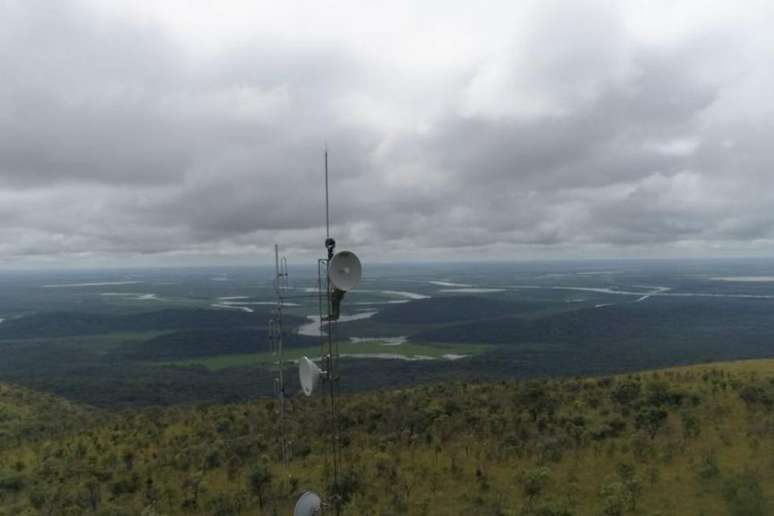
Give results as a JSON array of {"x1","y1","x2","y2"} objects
[{"x1": 1, "y1": 0, "x2": 774, "y2": 266}]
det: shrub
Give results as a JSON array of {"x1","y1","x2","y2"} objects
[{"x1": 722, "y1": 471, "x2": 765, "y2": 516}]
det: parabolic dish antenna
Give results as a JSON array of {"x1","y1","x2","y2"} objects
[
  {"x1": 294, "y1": 490, "x2": 323, "y2": 516},
  {"x1": 299, "y1": 356, "x2": 324, "y2": 396},
  {"x1": 328, "y1": 251, "x2": 362, "y2": 291}
]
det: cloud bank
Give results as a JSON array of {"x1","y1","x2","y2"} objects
[{"x1": 2, "y1": 0, "x2": 774, "y2": 266}]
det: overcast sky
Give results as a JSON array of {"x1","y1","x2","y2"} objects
[{"x1": 2, "y1": 0, "x2": 774, "y2": 268}]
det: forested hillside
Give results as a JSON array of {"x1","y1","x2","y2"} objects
[
  {"x1": 0, "y1": 360, "x2": 772, "y2": 515},
  {"x1": 0, "y1": 384, "x2": 91, "y2": 449}
]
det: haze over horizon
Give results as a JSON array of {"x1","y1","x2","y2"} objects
[{"x1": 3, "y1": 1, "x2": 774, "y2": 268}]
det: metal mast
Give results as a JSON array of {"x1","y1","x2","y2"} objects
[
  {"x1": 321, "y1": 148, "x2": 342, "y2": 515},
  {"x1": 270, "y1": 244, "x2": 289, "y2": 468}
]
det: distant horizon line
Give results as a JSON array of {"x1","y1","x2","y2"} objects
[{"x1": 2, "y1": 255, "x2": 774, "y2": 273}]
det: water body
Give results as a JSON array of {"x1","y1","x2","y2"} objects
[
  {"x1": 711, "y1": 276, "x2": 774, "y2": 282},
  {"x1": 429, "y1": 281, "x2": 473, "y2": 287},
  {"x1": 381, "y1": 290, "x2": 431, "y2": 300},
  {"x1": 101, "y1": 292, "x2": 159, "y2": 301},
  {"x1": 214, "y1": 296, "x2": 299, "y2": 310},
  {"x1": 438, "y1": 288, "x2": 506, "y2": 293},
  {"x1": 210, "y1": 303, "x2": 253, "y2": 313},
  {"x1": 337, "y1": 352, "x2": 467, "y2": 361},
  {"x1": 339, "y1": 353, "x2": 435, "y2": 361},
  {"x1": 511, "y1": 285, "x2": 667, "y2": 305},
  {"x1": 352, "y1": 300, "x2": 410, "y2": 305},
  {"x1": 509, "y1": 285, "x2": 655, "y2": 296},
  {"x1": 42, "y1": 281, "x2": 142, "y2": 288},
  {"x1": 633, "y1": 286, "x2": 671, "y2": 292},
  {"x1": 218, "y1": 300, "x2": 300, "y2": 307},
  {"x1": 509, "y1": 284, "x2": 774, "y2": 301},
  {"x1": 298, "y1": 311, "x2": 378, "y2": 337},
  {"x1": 349, "y1": 336, "x2": 408, "y2": 346},
  {"x1": 536, "y1": 270, "x2": 621, "y2": 279},
  {"x1": 306, "y1": 288, "x2": 428, "y2": 302}
]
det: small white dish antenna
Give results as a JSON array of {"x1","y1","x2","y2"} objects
[
  {"x1": 328, "y1": 251, "x2": 362, "y2": 291},
  {"x1": 299, "y1": 356, "x2": 324, "y2": 396},
  {"x1": 294, "y1": 491, "x2": 323, "y2": 516}
]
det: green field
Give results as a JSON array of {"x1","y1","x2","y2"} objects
[
  {"x1": 159, "y1": 340, "x2": 493, "y2": 370},
  {"x1": 0, "y1": 331, "x2": 171, "y2": 351}
]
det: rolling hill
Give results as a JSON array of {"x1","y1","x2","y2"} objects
[{"x1": 0, "y1": 360, "x2": 771, "y2": 514}]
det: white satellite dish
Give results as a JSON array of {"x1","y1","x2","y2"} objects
[
  {"x1": 299, "y1": 356, "x2": 324, "y2": 396},
  {"x1": 328, "y1": 251, "x2": 362, "y2": 291},
  {"x1": 294, "y1": 491, "x2": 323, "y2": 516}
]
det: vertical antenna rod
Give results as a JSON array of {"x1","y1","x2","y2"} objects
[
  {"x1": 322, "y1": 148, "x2": 341, "y2": 515},
  {"x1": 324, "y1": 147, "x2": 335, "y2": 261},
  {"x1": 324, "y1": 147, "x2": 330, "y2": 240}
]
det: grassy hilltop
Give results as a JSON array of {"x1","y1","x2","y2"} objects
[{"x1": 0, "y1": 360, "x2": 772, "y2": 515}]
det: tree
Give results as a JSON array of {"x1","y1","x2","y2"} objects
[
  {"x1": 680, "y1": 411, "x2": 701, "y2": 439},
  {"x1": 598, "y1": 482, "x2": 630, "y2": 516},
  {"x1": 182, "y1": 473, "x2": 206, "y2": 510},
  {"x1": 722, "y1": 471, "x2": 765, "y2": 516},
  {"x1": 521, "y1": 383, "x2": 557, "y2": 422},
  {"x1": 522, "y1": 467, "x2": 551, "y2": 507},
  {"x1": 697, "y1": 452, "x2": 719, "y2": 480},
  {"x1": 738, "y1": 385, "x2": 772, "y2": 409},
  {"x1": 645, "y1": 381, "x2": 683, "y2": 407},
  {"x1": 247, "y1": 462, "x2": 272, "y2": 509},
  {"x1": 610, "y1": 381, "x2": 640, "y2": 406},
  {"x1": 634, "y1": 406, "x2": 667, "y2": 439},
  {"x1": 328, "y1": 468, "x2": 362, "y2": 511},
  {"x1": 77, "y1": 479, "x2": 101, "y2": 511},
  {"x1": 615, "y1": 463, "x2": 642, "y2": 511},
  {"x1": 204, "y1": 447, "x2": 221, "y2": 470}
]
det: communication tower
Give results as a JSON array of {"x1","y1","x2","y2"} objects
[{"x1": 271, "y1": 150, "x2": 362, "y2": 516}]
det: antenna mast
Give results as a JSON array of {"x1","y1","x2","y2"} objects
[
  {"x1": 270, "y1": 244, "x2": 289, "y2": 469},
  {"x1": 293, "y1": 148, "x2": 362, "y2": 516},
  {"x1": 321, "y1": 148, "x2": 342, "y2": 514}
]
